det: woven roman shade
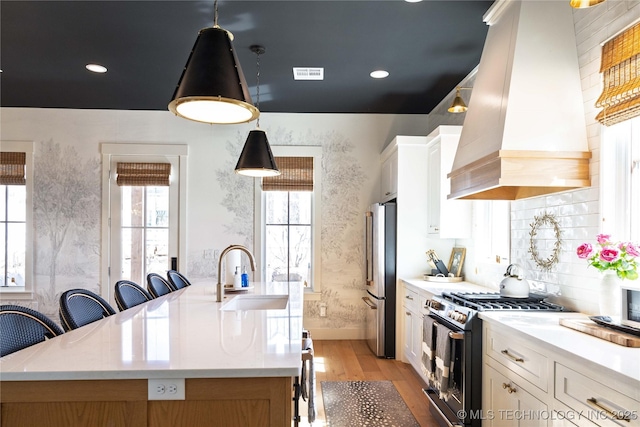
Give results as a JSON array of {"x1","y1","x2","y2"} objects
[
  {"x1": 262, "y1": 157, "x2": 313, "y2": 192},
  {"x1": 596, "y1": 21, "x2": 640, "y2": 126},
  {"x1": 116, "y1": 162, "x2": 171, "y2": 186},
  {"x1": 0, "y1": 152, "x2": 26, "y2": 185}
]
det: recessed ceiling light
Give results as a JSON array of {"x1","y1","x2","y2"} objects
[
  {"x1": 405, "y1": 0, "x2": 423, "y2": 2},
  {"x1": 370, "y1": 70, "x2": 389, "y2": 79},
  {"x1": 86, "y1": 63, "x2": 107, "y2": 73}
]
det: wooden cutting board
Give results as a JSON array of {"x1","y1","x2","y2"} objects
[{"x1": 559, "y1": 318, "x2": 640, "y2": 347}]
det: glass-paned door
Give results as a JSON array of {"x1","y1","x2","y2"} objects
[{"x1": 109, "y1": 156, "x2": 179, "y2": 286}]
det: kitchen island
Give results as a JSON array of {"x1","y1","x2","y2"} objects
[{"x1": 0, "y1": 281, "x2": 303, "y2": 427}]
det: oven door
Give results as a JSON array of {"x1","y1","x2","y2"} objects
[{"x1": 423, "y1": 314, "x2": 475, "y2": 427}]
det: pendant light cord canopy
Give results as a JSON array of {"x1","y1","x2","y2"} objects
[
  {"x1": 168, "y1": 0, "x2": 259, "y2": 124},
  {"x1": 235, "y1": 45, "x2": 280, "y2": 177}
]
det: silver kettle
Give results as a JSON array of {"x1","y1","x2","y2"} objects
[{"x1": 499, "y1": 264, "x2": 530, "y2": 298}]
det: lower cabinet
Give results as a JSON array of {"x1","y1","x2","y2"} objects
[
  {"x1": 402, "y1": 286, "x2": 421, "y2": 368},
  {"x1": 483, "y1": 322, "x2": 639, "y2": 427},
  {"x1": 483, "y1": 364, "x2": 549, "y2": 427},
  {"x1": 401, "y1": 282, "x2": 431, "y2": 385}
]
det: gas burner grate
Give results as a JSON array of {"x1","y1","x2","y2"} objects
[{"x1": 442, "y1": 292, "x2": 565, "y2": 312}]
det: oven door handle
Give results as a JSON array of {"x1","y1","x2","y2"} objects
[
  {"x1": 448, "y1": 331, "x2": 464, "y2": 340},
  {"x1": 432, "y1": 320, "x2": 465, "y2": 340}
]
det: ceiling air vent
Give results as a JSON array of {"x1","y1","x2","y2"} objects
[{"x1": 293, "y1": 67, "x2": 324, "y2": 81}]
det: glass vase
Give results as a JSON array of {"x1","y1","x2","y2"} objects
[{"x1": 598, "y1": 271, "x2": 621, "y2": 318}]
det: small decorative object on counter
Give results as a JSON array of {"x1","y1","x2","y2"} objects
[
  {"x1": 576, "y1": 234, "x2": 639, "y2": 280},
  {"x1": 241, "y1": 266, "x2": 249, "y2": 287},
  {"x1": 577, "y1": 234, "x2": 639, "y2": 317},
  {"x1": 234, "y1": 266, "x2": 242, "y2": 289}
]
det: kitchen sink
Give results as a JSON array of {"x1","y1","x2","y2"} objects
[{"x1": 220, "y1": 294, "x2": 289, "y2": 311}]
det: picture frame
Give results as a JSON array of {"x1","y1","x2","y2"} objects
[{"x1": 447, "y1": 247, "x2": 466, "y2": 277}]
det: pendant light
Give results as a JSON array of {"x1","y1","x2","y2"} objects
[
  {"x1": 447, "y1": 87, "x2": 472, "y2": 113},
  {"x1": 235, "y1": 45, "x2": 280, "y2": 177},
  {"x1": 569, "y1": 0, "x2": 605, "y2": 8},
  {"x1": 168, "y1": 0, "x2": 259, "y2": 124}
]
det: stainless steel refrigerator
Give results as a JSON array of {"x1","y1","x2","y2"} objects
[{"x1": 362, "y1": 202, "x2": 396, "y2": 358}]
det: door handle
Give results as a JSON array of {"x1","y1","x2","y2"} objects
[{"x1": 362, "y1": 297, "x2": 377, "y2": 309}]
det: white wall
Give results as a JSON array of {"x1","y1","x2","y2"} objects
[{"x1": 0, "y1": 107, "x2": 428, "y2": 337}]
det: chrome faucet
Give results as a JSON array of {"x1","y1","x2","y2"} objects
[{"x1": 216, "y1": 244, "x2": 256, "y2": 302}]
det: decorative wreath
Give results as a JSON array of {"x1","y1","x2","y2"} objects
[{"x1": 528, "y1": 211, "x2": 562, "y2": 271}]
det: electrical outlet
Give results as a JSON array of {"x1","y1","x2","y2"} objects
[
  {"x1": 319, "y1": 303, "x2": 327, "y2": 317},
  {"x1": 148, "y1": 378, "x2": 185, "y2": 400}
]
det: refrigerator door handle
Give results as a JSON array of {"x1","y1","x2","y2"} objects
[
  {"x1": 365, "y1": 210, "x2": 373, "y2": 285},
  {"x1": 362, "y1": 297, "x2": 377, "y2": 309}
]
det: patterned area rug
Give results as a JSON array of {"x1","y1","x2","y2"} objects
[{"x1": 321, "y1": 380, "x2": 420, "y2": 427}]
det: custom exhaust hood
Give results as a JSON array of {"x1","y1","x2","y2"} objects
[{"x1": 447, "y1": 0, "x2": 591, "y2": 201}]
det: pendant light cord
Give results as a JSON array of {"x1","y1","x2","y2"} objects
[
  {"x1": 249, "y1": 44, "x2": 265, "y2": 127},
  {"x1": 213, "y1": 0, "x2": 218, "y2": 27},
  {"x1": 256, "y1": 49, "x2": 261, "y2": 127}
]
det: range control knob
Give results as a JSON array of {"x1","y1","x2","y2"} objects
[
  {"x1": 427, "y1": 300, "x2": 443, "y2": 310},
  {"x1": 448, "y1": 310, "x2": 467, "y2": 323}
]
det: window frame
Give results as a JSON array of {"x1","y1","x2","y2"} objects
[
  {"x1": 254, "y1": 146, "x2": 322, "y2": 300},
  {"x1": 601, "y1": 118, "x2": 640, "y2": 242},
  {"x1": 0, "y1": 140, "x2": 34, "y2": 299},
  {"x1": 100, "y1": 143, "x2": 188, "y2": 301}
]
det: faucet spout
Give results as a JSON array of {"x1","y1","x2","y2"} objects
[{"x1": 216, "y1": 244, "x2": 256, "y2": 302}]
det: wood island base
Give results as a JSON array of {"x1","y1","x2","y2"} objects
[{"x1": 1, "y1": 377, "x2": 293, "y2": 427}]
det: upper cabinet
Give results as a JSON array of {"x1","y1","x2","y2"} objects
[
  {"x1": 426, "y1": 126, "x2": 471, "y2": 239},
  {"x1": 379, "y1": 136, "x2": 430, "y2": 278},
  {"x1": 380, "y1": 149, "x2": 398, "y2": 203}
]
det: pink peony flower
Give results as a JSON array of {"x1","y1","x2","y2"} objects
[
  {"x1": 596, "y1": 234, "x2": 611, "y2": 245},
  {"x1": 600, "y1": 248, "x2": 619, "y2": 263},
  {"x1": 576, "y1": 243, "x2": 593, "y2": 259},
  {"x1": 625, "y1": 242, "x2": 640, "y2": 258}
]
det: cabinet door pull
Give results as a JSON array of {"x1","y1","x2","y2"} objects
[
  {"x1": 586, "y1": 398, "x2": 632, "y2": 422},
  {"x1": 385, "y1": 191, "x2": 391, "y2": 196},
  {"x1": 406, "y1": 295, "x2": 414, "y2": 300},
  {"x1": 501, "y1": 349, "x2": 524, "y2": 362},
  {"x1": 502, "y1": 383, "x2": 516, "y2": 394},
  {"x1": 406, "y1": 311, "x2": 411, "y2": 316}
]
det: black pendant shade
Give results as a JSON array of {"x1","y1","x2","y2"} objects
[
  {"x1": 168, "y1": 26, "x2": 259, "y2": 124},
  {"x1": 235, "y1": 129, "x2": 280, "y2": 177}
]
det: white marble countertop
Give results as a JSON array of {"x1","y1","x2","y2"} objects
[
  {"x1": 401, "y1": 277, "x2": 493, "y2": 296},
  {"x1": 480, "y1": 311, "x2": 640, "y2": 385},
  {"x1": 0, "y1": 282, "x2": 304, "y2": 381}
]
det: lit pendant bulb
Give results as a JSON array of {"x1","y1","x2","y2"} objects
[
  {"x1": 448, "y1": 87, "x2": 468, "y2": 113},
  {"x1": 569, "y1": 0, "x2": 605, "y2": 8}
]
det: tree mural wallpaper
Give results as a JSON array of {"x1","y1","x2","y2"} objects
[
  {"x1": 212, "y1": 127, "x2": 369, "y2": 329},
  {"x1": 33, "y1": 139, "x2": 101, "y2": 316}
]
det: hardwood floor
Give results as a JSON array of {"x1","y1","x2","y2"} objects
[{"x1": 296, "y1": 340, "x2": 439, "y2": 426}]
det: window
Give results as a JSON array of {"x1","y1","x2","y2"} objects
[
  {"x1": 101, "y1": 144, "x2": 187, "y2": 300},
  {"x1": 601, "y1": 117, "x2": 640, "y2": 242},
  {"x1": 0, "y1": 142, "x2": 34, "y2": 297},
  {"x1": 256, "y1": 146, "x2": 322, "y2": 297}
]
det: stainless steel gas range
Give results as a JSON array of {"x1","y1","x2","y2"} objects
[{"x1": 422, "y1": 292, "x2": 566, "y2": 427}]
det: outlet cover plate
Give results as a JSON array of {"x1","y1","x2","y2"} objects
[{"x1": 148, "y1": 378, "x2": 185, "y2": 400}]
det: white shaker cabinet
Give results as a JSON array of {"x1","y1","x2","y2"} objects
[
  {"x1": 380, "y1": 149, "x2": 398, "y2": 202},
  {"x1": 426, "y1": 126, "x2": 471, "y2": 238},
  {"x1": 402, "y1": 285, "x2": 422, "y2": 369},
  {"x1": 481, "y1": 316, "x2": 640, "y2": 427}
]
